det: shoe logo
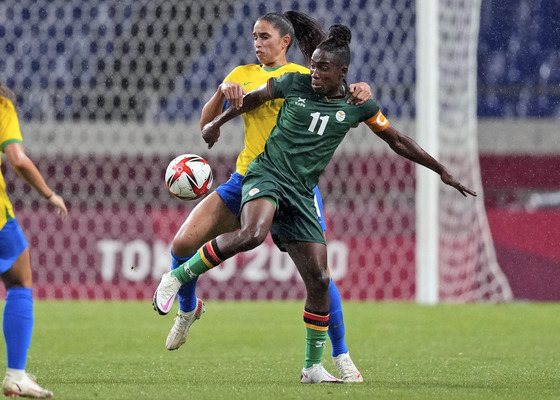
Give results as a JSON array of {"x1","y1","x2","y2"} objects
[
  {"x1": 302, "y1": 372, "x2": 309, "y2": 379},
  {"x1": 295, "y1": 97, "x2": 306, "y2": 107},
  {"x1": 159, "y1": 295, "x2": 174, "y2": 312}
]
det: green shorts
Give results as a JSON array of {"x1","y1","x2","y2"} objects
[{"x1": 241, "y1": 168, "x2": 325, "y2": 252}]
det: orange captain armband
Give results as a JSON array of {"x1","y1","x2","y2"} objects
[{"x1": 365, "y1": 110, "x2": 390, "y2": 132}]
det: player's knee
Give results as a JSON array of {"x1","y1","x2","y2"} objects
[
  {"x1": 1, "y1": 272, "x2": 32, "y2": 290},
  {"x1": 306, "y1": 269, "x2": 330, "y2": 295},
  {"x1": 238, "y1": 226, "x2": 267, "y2": 250},
  {"x1": 316, "y1": 272, "x2": 331, "y2": 293},
  {"x1": 171, "y1": 235, "x2": 199, "y2": 257}
]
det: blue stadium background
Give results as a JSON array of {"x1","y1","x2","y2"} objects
[
  {"x1": 478, "y1": 0, "x2": 560, "y2": 117},
  {"x1": 1, "y1": 0, "x2": 559, "y2": 121}
]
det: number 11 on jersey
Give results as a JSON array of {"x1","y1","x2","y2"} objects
[{"x1": 308, "y1": 112, "x2": 329, "y2": 136}]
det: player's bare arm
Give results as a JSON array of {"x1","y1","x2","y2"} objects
[
  {"x1": 200, "y1": 82, "x2": 247, "y2": 129},
  {"x1": 4, "y1": 142, "x2": 68, "y2": 218},
  {"x1": 199, "y1": 87, "x2": 227, "y2": 129},
  {"x1": 373, "y1": 125, "x2": 477, "y2": 197},
  {"x1": 202, "y1": 83, "x2": 273, "y2": 149}
]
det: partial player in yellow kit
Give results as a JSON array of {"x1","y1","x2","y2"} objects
[{"x1": 0, "y1": 83, "x2": 67, "y2": 398}]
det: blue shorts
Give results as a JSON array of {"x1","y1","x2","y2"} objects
[
  {"x1": 215, "y1": 171, "x2": 244, "y2": 217},
  {"x1": 0, "y1": 219, "x2": 28, "y2": 274},
  {"x1": 216, "y1": 172, "x2": 327, "y2": 231}
]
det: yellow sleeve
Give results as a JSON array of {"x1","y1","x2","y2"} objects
[
  {"x1": 223, "y1": 65, "x2": 249, "y2": 84},
  {"x1": 0, "y1": 98, "x2": 23, "y2": 152},
  {"x1": 0, "y1": 97, "x2": 21, "y2": 226}
]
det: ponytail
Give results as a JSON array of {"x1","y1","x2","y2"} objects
[{"x1": 284, "y1": 11, "x2": 327, "y2": 68}]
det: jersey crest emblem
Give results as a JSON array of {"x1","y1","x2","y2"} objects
[{"x1": 336, "y1": 110, "x2": 346, "y2": 122}]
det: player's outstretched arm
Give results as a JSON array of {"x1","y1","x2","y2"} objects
[
  {"x1": 4, "y1": 142, "x2": 69, "y2": 218},
  {"x1": 438, "y1": 170, "x2": 477, "y2": 197},
  {"x1": 202, "y1": 83, "x2": 273, "y2": 149},
  {"x1": 374, "y1": 125, "x2": 477, "y2": 197}
]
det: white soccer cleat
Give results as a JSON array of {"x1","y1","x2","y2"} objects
[
  {"x1": 300, "y1": 364, "x2": 343, "y2": 384},
  {"x1": 2, "y1": 373, "x2": 53, "y2": 398},
  {"x1": 152, "y1": 271, "x2": 182, "y2": 315},
  {"x1": 165, "y1": 298, "x2": 206, "y2": 350},
  {"x1": 332, "y1": 352, "x2": 363, "y2": 382}
]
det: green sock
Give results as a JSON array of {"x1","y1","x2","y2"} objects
[
  {"x1": 170, "y1": 252, "x2": 209, "y2": 284},
  {"x1": 303, "y1": 310, "x2": 329, "y2": 368},
  {"x1": 304, "y1": 327, "x2": 328, "y2": 368},
  {"x1": 171, "y1": 240, "x2": 224, "y2": 284}
]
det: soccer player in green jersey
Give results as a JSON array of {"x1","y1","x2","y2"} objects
[
  {"x1": 155, "y1": 11, "x2": 367, "y2": 382},
  {"x1": 154, "y1": 24, "x2": 476, "y2": 383}
]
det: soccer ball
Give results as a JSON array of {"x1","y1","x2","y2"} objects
[{"x1": 165, "y1": 154, "x2": 213, "y2": 200}]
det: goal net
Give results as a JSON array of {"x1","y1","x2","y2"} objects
[
  {"x1": 435, "y1": 0, "x2": 512, "y2": 301},
  {"x1": 0, "y1": 0, "x2": 512, "y2": 302}
]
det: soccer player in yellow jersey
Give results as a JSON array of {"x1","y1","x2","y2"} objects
[
  {"x1": 0, "y1": 83, "x2": 67, "y2": 398},
  {"x1": 154, "y1": 11, "x2": 368, "y2": 382}
]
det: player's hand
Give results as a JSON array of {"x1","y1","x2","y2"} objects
[
  {"x1": 202, "y1": 122, "x2": 221, "y2": 149},
  {"x1": 440, "y1": 171, "x2": 477, "y2": 197},
  {"x1": 47, "y1": 193, "x2": 68, "y2": 220},
  {"x1": 347, "y1": 82, "x2": 371, "y2": 105},
  {"x1": 220, "y1": 82, "x2": 247, "y2": 109}
]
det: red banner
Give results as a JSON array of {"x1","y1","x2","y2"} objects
[
  {"x1": 5, "y1": 205, "x2": 558, "y2": 302},
  {"x1": 4, "y1": 206, "x2": 415, "y2": 301}
]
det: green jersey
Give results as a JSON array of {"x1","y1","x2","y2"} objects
[{"x1": 247, "y1": 72, "x2": 381, "y2": 194}]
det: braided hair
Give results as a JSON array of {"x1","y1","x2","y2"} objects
[{"x1": 316, "y1": 24, "x2": 352, "y2": 67}]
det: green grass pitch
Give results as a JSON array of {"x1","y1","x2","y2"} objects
[{"x1": 1, "y1": 300, "x2": 558, "y2": 399}]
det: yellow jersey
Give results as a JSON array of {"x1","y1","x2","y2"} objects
[
  {"x1": 0, "y1": 97, "x2": 23, "y2": 229},
  {"x1": 223, "y1": 63, "x2": 309, "y2": 175}
]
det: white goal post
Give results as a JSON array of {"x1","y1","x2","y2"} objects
[{"x1": 416, "y1": 0, "x2": 440, "y2": 304}]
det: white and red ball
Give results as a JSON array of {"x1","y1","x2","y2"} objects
[{"x1": 165, "y1": 154, "x2": 213, "y2": 200}]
